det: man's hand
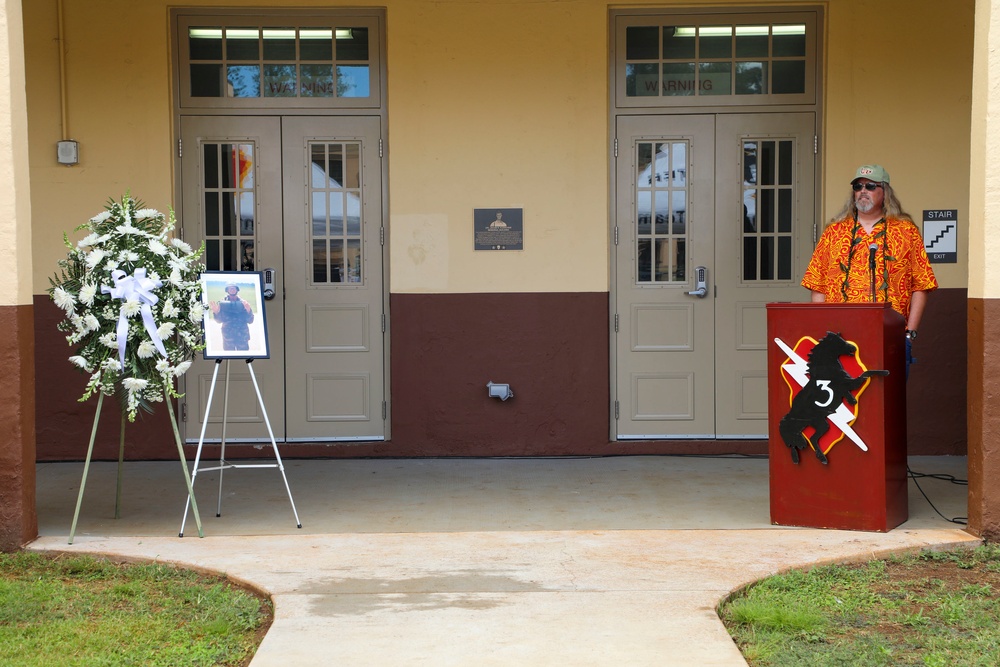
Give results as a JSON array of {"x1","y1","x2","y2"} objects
[{"x1": 209, "y1": 300, "x2": 220, "y2": 315}]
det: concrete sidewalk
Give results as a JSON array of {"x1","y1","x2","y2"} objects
[{"x1": 28, "y1": 456, "x2": 979, "y2": 666}]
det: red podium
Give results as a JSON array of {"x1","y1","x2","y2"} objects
[{"x1": 766, "y1": 302, "x2": 908, "y2": 532}]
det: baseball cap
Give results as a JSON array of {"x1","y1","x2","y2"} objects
[{"x1": 852, "y1": 164, "x2": 890, "y2": 184}]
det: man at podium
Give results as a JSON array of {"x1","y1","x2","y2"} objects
[{"x1": 801, "y1": 164, "x2": 938, "y2": 373}]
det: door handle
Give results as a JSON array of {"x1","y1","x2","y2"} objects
[
  {"x1": 686, "y1": 266, "x2": 708, "y2": 298},
  {"x1": 263, "y1": 267, "x2": 277, "y2": 300}
]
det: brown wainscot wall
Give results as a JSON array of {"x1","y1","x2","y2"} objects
[{"x1": 33, "y1": 288, "x2": 967, "y2": 461}]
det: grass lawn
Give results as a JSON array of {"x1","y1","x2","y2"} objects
[
  {"x1": 0, "y1": 551, "x2": 271, "y2": 667},
  {"x1": 721, "y1": 543, "x2": 1000, "y2": 666}
]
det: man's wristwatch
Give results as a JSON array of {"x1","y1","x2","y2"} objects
[{"x1": 905, "y1": 329, "x2": 917, "y2": 340}]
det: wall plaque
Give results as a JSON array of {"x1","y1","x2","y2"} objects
[{"x1": 474, "y1": 208, "x2": 523, "y2": 250}]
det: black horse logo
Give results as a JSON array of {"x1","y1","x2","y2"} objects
[{"x1": 778, "y1": 332, "x2": 889, "y2": 465}]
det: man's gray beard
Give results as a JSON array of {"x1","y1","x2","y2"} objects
[{"x1": 856, "y1": 198, "x2": 875, "y2": 214}]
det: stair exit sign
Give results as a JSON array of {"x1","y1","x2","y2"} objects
[{"x1": 922, "y1": 210, "x2": 958, "y2": 264}]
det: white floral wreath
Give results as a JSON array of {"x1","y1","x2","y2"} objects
[{"x1": 49, "y1": 194, "x2": 205, "y2": 421}]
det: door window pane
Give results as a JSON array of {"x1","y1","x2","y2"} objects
[
  {"x1": 621, "y1": 17, "x2": 811, "y2": 101},
  {"x1": 337, "y1": 27, "x2": 370, "y2": 60},
  {"x1": 772, "y1": 60, "x2": 806, "y2": 95},
  {"x1": 301, "y1": 65, "x2": 335, "y2": 97},
  {"x1": 201, "y1": 142, "x2": 257, "y2": 272},
  {"x1": 228, "y1": 65, "x2": 261, "y2": 98},
  {"x1": 189, "y1": 27, "x2": 222, "y2": 60},
  {"x1": 662, "y1": 63, "x2": 696, "y2": 96},
  {"x1": 264, "y1": 65, "x2": 298, "y2": 97},
  {"x1": 337, "y1": 65, "x2": 371, "y2": 97},
  {"x1": 300, "y1": 29, "x2": 333, "y2": 60},
  {"x1": 309, "y1": 141, "x2": 364, "y2": 285},
  {"x1": 627, "y1": 26, "x2": 659, "y2": 60},
  {"x1": 663, "y1": 26, "x2": 696, "y2": 59},
  {"x1": 735, "y1": 62, "x2": 767, "y2": 95},
  {"x1": 182, "y1": 18, "x2": 378, "y2": 104},
  {"x1": 226, "y1": 27, "x2": 259, "y2": 59},
  {"x1": 263, "y1": 28, "x2": 297, "y2": 60},
  {"x1": 627, "y1": 63, "x2": 661, "y2": 97},
  {"x1": 773, "y1": 25, "x2": 806, "y2": 57},
  {"x1": 635, "y1": 140, "x2": 688, "y2": 283},
  {"x1": 699, "y1": 26, "x2": 732, "y2": 59},
  {"x1": 735, "y1": 26, "x2": 769, "y2": 58},
  {"x1": 740, "y1": 138, "x2": 795, "y2": 283},
  {"x1": 191, "y1": 64, "x2": 223, "y2": 97},
  {"x1": 699, "y1": 62, "x2": 731, "y2": 95}
]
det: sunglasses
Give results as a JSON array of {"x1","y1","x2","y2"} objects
[{"x1": 852, "y1": 182, "x2": 882, "y2": 192}]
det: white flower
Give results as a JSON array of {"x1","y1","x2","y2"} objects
[
  {"x1": 156, "y1": 322, "x2": 175, "y2": 339},
  {"x1": 102, "y1": 358, "x2": 122, "y2": 371},
  {"x1": 189, "y1": 303, "x2": 204, "y2": 322},
  {"x1": 68, "y1": 355, "x2": 92, "y2": 371},
  {"x1": 100, "y1": 332, "x2": 117, "y2": 348},
  {"x1": 168, "y1": 267, "x2": 183, "y2": 285},
  {"x1": 161, "y1": 298, "x2": 179, "y2": 318},
  {"x1": 53, "y1": 287, "x2": 76, "y2": 312},
  {"x1": 173, "y1": 360, "x2": 192, "y2": 377},
  {"x1": 135, "y1": 208, "x2": 161, "y2": 220},
  {"x1": 148, "y1": 239, "x2": 168, "y2": 256},
  {"x1": 171, "y1": 238, "x2": 193, "y2": 254},
  {"x1": 83, "y1": 314, "x2": 100, "y2": 331},
  {"x1": 156, "y1": 359, "x2": 171, "y2": 373},
  {"x1": 77, "y1": 233, "x2": 101, "y2": 248},
  {"x1": 104, "y1": 259, "x2": 120, "y2": 272},
  {"x1": 121, "y1": 377, "x2": 148, "y2": 392},
  {"x1": 137, "y1": 340, "x2": 158, "y2": 359},
  {"x1": 78, "y1": 283, "x2": 97, "y2": 306},
  {"x1": 85, "y1": 249, "x2": 106, "y2": 269},
  {"x1": 120, "y1": 298, "x2": 142, "y2": 317},
  {"x1": 118, "y1": 223, "x2": 147, "y2": 237},
  {"x1": 90, "y1": 211, "x2": 112, "y2": 224}
]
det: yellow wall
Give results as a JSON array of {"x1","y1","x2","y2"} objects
[
  {"x1": 823, "y1": 0, "x2": 974, "y2": 290},
  {"x1": 969, "y1": 0, "x2": 1000, "y2": 299},
  {"x1": 23, "y1": 0, "x2": 975, "y2": 296},
  {"x1": 1, "y1": 0, "x2": 30, "y2": 307}
]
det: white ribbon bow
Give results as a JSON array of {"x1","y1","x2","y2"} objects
[{"x1": 101, "y1": 268, "x2": 167, "y2": 370}]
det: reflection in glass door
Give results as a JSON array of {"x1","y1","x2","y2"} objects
[{"x1": 200, "y1": 142, "x2": 258, "y2": 272}]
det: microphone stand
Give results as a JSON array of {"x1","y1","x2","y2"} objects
[{"x1": 869, "y1": 243, "x2": 878, "y2": 302}]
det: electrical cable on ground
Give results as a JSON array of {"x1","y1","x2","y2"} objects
[{"x1": 908, "y1": 466, "x2": 967, "y2": 525}]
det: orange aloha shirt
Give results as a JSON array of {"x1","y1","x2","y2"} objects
[{"x1": 801, "y1": 216, "x2": 938, "y2": 319}]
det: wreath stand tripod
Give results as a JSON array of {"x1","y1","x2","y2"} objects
[
  {"x1": 68, "y1": 388, "x2": 204, "y2": 544},
  {"x1": 179, "y1": 358, "x2": 301, "y2": 537}
]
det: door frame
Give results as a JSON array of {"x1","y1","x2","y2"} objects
[{"x1": 608, "y1": 7, "x2": 825, "y2": 442}]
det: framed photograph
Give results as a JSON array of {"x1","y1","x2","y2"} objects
[{"x1": 200, "y1": 271, "x2": 270, "y2": 359}]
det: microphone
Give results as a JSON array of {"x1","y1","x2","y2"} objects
[{"x1": 868, "y1": 243, "x2": 878, "y2": 302}]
